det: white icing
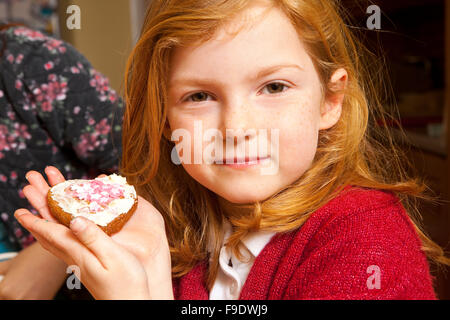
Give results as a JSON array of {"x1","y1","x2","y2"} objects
[{"x1": 50, "y1": 174, "x2": 137, "y2": 226}]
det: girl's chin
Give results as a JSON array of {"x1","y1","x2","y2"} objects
[{"x1": 214, "y1": 189, "x2": 274, "y2": 204}]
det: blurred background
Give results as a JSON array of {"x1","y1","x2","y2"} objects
[
  {"x1": 1, "y1": 0, "x2": 450, "y2": 299},
  {"x1": 0, "y1": 0, "x2": 149, "y2": 92}
]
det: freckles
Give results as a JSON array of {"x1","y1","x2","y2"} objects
[{"x1": 277, "y1": 98, "x2": 319, "y2": 160}]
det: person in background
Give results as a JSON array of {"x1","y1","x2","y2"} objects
[{"x1": 0, "y1": 23, "x2": 124, "y2": 299}]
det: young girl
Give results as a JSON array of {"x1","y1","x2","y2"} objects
[{"x1": 14, "y1": 0, "x2": 449, "y2": 299}]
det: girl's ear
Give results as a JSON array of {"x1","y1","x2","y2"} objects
[{"x1": 319, "y1": 68, "x2": 348, "y2": 130}]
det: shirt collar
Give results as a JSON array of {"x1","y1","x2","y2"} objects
[{"x1": 220, "y1": 219, "x2": 276, "y2": 258}]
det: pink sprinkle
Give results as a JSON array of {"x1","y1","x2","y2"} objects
[{"x1": 67, "y1": 179, "x2": 126, "y2": 213}]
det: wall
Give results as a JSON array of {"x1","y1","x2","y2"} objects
[{"x1": 57, "y1": 0, "x2": 135, "y2": 93}]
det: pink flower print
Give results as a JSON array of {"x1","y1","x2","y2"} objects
[
  {"x1": 41, "y1": 101, "x2": 53, "y2": 112},
  {"x1": 18, "y1": 188, "x2": 25, "y2": 199},
  {"x1": 22, "y1": 234, "x2": 36, "y2": 248},
  {"x1": 89, "y1": 69, "x2": 114, "y2": 101},
  {"x1": 0, "y1": 90, "x2": 4, "y2": 98},
  {"x1": 0, "y1": 124, "x2": 11, "y2": 153},
  {"x1": 0, "y1": 124, "x2": 8, "y2": 136},
  {"x1": 14, "y1": 228, "x2": 23, "y2": 238},
  {"x1": 70, "y1": 66, "x2": 80, "y2": 74},
  {"x1": 15, "y1": 80, "x2": 22, "y2": 90},
  {"x1": 95, "y1": 118, "x2": 111, "y2": 135},
  {"x1": 58, "y1": 46, "x2": 67, "y2": 54},
  {"x1": 34, "y1": 76, "x2": 69, "y2": 110},
  {"x1": 7, "y1": 54, "x2": 14, "y2": 63},
  {"x1": 13, "y1": 27, "x2": 45, "y2": 41},
  {"x1": 0, "y1": 174, "x2": 7, "y2": 182},
  {"x1": 44, "y1": 39, "x2": 64, "y2": 53},
  {"x1": 7, "y1": 111, "x2": 16, "y2": 120},
  {"x1": 44, "y1": 61, "x2": 54, "y2": 70},
  {"x1": 108, "y1": 93, "x2": 117, "y2": 103},
  {"x1": 77, "y1": 62, "x2": 84, "y2": 69},
  {"x1": 15, "y1": 54, "x2": 24, "y2": 64},
  {"x1": 73, "y1": 106, "x2": 81, "y2": 114},
  {"x1": 10, "y1": 171, "x2": 17, "y2": 180},
  {"x1": 48, "y1": 74, "x2": 57, "y2": 82},
  {"x1": 33, "y1": 87, "x2": 42, "y2": 97},
  {"x1": 16, "y1": 124, "x2": 31, "y2": 140},
  {"x1": 75, "y1": 132, "x2": 101, "y2": 156},
  {"x1": 88, "y1": 118, "x2": 95, "y2": 126}
]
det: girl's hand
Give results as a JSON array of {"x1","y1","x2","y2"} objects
[
  {"x1": 0, "y1": 242, "x2": 67, "y2": 300},
  {"x1": 14, "y1": 166, "x2": 173, "y2": 299}
]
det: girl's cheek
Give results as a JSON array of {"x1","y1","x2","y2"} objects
[{"x1": 277, "y1": 102, "x2": 320, "y2": 169}]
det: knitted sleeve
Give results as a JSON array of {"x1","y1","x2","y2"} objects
[{"x1": 284, "y1": 199, "x2": 437, "y2": 300}]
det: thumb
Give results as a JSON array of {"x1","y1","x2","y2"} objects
[{"x1": 70, "y1": 217, "x2": 115, "y2": 267}]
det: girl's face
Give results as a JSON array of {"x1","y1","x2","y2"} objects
[{"x1": 166, "y1": 2, "x2": 346, "y2": 204}]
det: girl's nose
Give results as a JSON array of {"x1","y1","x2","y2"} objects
[
  {"x1": 220, "y1": 98, "x2": 255, "y2": 136},
  {"x1": 220, "y1": 103, "x2": 259, "y2": 151}
]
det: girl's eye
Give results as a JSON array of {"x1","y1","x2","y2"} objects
[
  {"x1": 184, "y1": 82, "x2": 289, "y2": 102},
  {"x1": 262, "y1": 82, "x2": 289, "y2": 94},
  {"x1": 186, "y1": 92, "x2": 211, "y2": 102}
]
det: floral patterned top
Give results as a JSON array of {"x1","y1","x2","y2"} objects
[{"x1": 0, "y1": 26, "x2": 124, "y2": 250}]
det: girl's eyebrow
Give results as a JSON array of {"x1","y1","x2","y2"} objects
[{"x1": 169, "y1": 63, "x2": 303, "y2": 88}]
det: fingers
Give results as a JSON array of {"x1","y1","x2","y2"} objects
[
  {"x1": 14, "y1": 211, "x2": 103, "y2": 271},
  {"x1": 25, "y1": 171, "x2": 50, "y2": 197},
  {"x1": 97, "y1": 174, "x2": 107, "y2": 178},
  {"x1": 24, "y1": 166, "x2": 65, "y2": 195},
  {"x1": 22, "y1": 167, "x2": 65, "y2": 222},
  {"x1": 45, "y1": 166, "x2": 66, "y2": 186},
  {"x1": 21, "y1": 185, "x2": 58, "y2": 222},
  {"x1": 69, "y1": 217, "x2": 118, "y2": 268}
]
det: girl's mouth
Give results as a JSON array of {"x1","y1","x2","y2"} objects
[{"x1": 216, "y1": 156, "x2": 271, "y2": 169}]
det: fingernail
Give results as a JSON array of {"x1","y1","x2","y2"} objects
[
  {"x1": 70, "y1": 217, "x2": 86, "y2": 233},
  {"x1": 14, "y1": 210, "x2": 26, "y2": 218}
]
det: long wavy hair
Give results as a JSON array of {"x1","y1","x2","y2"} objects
[{"x1": 120, "y1": 0, "x2": 450, "y2": 289}]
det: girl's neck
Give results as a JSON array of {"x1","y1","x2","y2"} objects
[{"x1": 217, "y1": 197, "x2": 255, "y2": 221}]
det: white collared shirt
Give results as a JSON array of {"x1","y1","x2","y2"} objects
[{"x1": 209, "y1": 220, "x2": 276, "y2": 300}]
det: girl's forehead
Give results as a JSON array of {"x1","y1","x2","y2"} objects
[
  {"x1": 212, "y1": 1, "x2": 276, "y2": 42},
  {"x1": 169, "y1": 5, "x2": 304, "y2": 70}
]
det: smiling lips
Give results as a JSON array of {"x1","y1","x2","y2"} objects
[{"x1": 215, "y1": 156, "x2": 271, "y2": 168}]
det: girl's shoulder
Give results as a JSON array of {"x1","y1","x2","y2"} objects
[
  {"x1": 316, "y1": 184, "x2": 405, "y2": 226},
  {"x1": 278, "y1": 185, "x2": 436, "y2": 299},
  {"x1": 328, "y1": 184, "x2": 401, "y2": 214},
  {"x1": 295, "y1": 184, "x2": 422, "y2": 253}
]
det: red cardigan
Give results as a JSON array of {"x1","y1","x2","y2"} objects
[{"x1": 172, "y1": 185, "x2": 437, "y2": 300}]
